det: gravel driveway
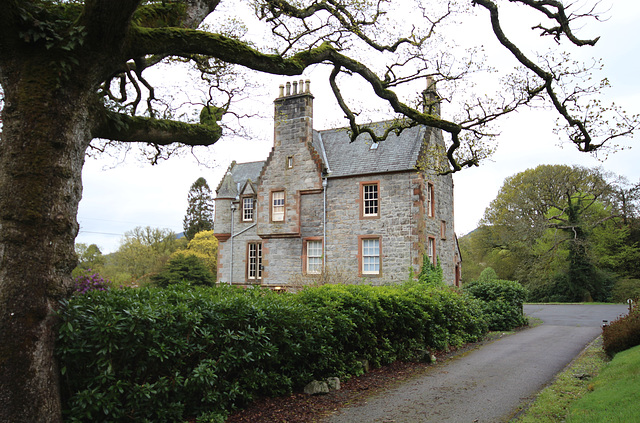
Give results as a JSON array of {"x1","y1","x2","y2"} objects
[{"x1": 321, "y1": 304, "x2": 628, "y2": 423}]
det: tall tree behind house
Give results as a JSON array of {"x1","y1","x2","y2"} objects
[{"x1": 183, "y1": 177, "x2": 215, "y2": 241}]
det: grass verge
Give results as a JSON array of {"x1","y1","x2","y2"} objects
[
  {"x1": 565, "y1": 344, "x2": 640, "y2": 422},
  {"x1": 515, "y1": 337, "x2": 640, "y2": 422},
  {"x1": 513, "y1": 337, "x2": 608, "y2": 423}
]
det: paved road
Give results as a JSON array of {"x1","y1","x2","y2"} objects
[{"x1": 322, "y1": 304, "x2": 628, "y2": 423}]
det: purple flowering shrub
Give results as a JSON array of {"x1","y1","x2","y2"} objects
[{"x1": 74, "y1": 270, "x2": 111, "y2": 294}]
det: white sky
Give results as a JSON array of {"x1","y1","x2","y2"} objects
[{"x1": 76, "y1": 0, "x2": 640, "y2": 254}]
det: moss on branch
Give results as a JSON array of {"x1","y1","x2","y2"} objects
[
  {"x1": 95, "y1": 111, "x2": 222, "y2": 146},
  {"x1": 132, "y1": 2, "x2": 187, "y2": 28},
  {"x1": 128, "y1": 27, "x2": 333, "y2": 75}
]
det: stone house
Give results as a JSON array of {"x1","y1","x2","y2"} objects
[{"x1": 213, "y1": 80, "x2": 461, "y2": 288}]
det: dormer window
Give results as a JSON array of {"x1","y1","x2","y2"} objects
[{"x1": 242, "y1": 197, "x2": 254, "y2": 222}]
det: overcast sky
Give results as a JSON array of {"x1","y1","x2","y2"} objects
[{"x1": 76, "y1": 0, "x2": 640, "y2": 254}]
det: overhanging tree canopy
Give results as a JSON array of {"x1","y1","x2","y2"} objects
[{"x1": 0, "y1": 1, "x2": 637, "y2": 422}]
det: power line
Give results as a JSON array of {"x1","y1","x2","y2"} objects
[{"x1": 77, "y1": 230, "x2": 123, "y2": 236}]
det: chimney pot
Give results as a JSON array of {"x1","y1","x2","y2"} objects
[
  {"x1": 305, "y1": 79, "x2": 311, "y2": 93},
  {"x1": 286, "y1": 82, "x2": 291, "y2": 96},
  {"x1": 426, "y1": 75, "x2": 436, "y2": 92},
  {"x1": 279, "y1": 84, "x2": 284, "y2": 98},
  {"x1": 292, "y1": 80, "x2": 298, "y2": 95}
]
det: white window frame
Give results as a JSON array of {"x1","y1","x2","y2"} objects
[
  {"x1": 361, "y1": 237, "x2": 380, "y2": 275},
  {"x1": 361, "y1": 182, "x2": 380, "y2": 218},
  {"x1": 272, "y1": 191, "x2": 285, "y2": 222},
  {"x1": 306, "y1": 240, "x2": 323, "y2": 274},
  {"x1": 247, "y1": 242, "x2": 262, "y2": 280},
  {"x1": 427, "y1": 182, "x2": 434, "y2": 218},
  {"x1": 427, "y1": 236, "x2": 436, "y2": 265},
  {"x1": 242, "y1": 197, "x2": 254, "y2": 222}
]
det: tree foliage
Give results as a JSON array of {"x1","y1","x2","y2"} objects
[
  {"x1": 183, "y1": 177, "x2": 215, "y2": 241},
  {"x1": 107, "y1": 226, "x2": 186, "y2": 285},
  {"x1": 472, "y1": 165, "x2": 640, "y2": 301},
  {"x1": 1, "y1": 0, "x2": 638, "y2": 421},
  {"x1": 172, "y1": 229, "x2": 218, "y2": 277},
  {"x1": 151, "y1": 253, "x2": 215, "y2": 287},
  {"x1": 72, "y1": 243, "x2": 105, "y2": 277}
]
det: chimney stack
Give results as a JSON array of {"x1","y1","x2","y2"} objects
[
  {"x1": 423, "y1": 76, "x2": 441, "y2": 116},
  {"x1": 274, "y1": 80, "x2": 314, "y2": 147}
]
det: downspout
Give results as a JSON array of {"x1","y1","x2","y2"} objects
[
  {"x1": 323, "y1": 176, "x2": 328, "y2": 270},
  {"x1": 229, "y1": 183, "x2": 240, "y2": 285},
  {"x1": 229, "y1": 202, "x2": 237, "y2": 285},
  {"x1": 317, "y1": 132, "x2": 332, "y2": 271},
  {"x1": 233, "y1": 223, "x2": 257, "y2": 238},
  {"x1": 409, "y1": 177, "x2": 413, "y2": 275}
]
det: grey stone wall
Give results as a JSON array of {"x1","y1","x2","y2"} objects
[
  {"x1": 324, "y1": 172, "x2": 419, "y2": 285},
  {"x1": 256, "y1": 91, "x2": 324, "y2": 238},
  {"x1": 217, "y1": 168, "x2": 456, "y2": 286}
]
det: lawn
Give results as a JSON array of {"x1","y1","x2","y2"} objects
[
  {"x1": 566, "y1": 344, "x2": 640, "y2": 422},
  {"x1": 515, "y1": 338, "x2": 640, "y2": 423}
]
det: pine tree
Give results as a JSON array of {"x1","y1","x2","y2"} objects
[{"x1": 183, "y1": 177, "x2": 214, "y2": 240}]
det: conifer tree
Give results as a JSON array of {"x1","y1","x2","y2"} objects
[{"x1": 183, "y1": 177, "x2": 214, "y2": 240}]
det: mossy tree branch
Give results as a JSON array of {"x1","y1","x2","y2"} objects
[
  {"x1": 127, "y1": 28, "x2": 335, "y2": 76},
  {"x1": 94, "y1": 110, "x2": 222, "y2": 146}
]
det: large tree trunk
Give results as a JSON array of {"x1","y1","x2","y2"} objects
[{"x1": 0, "y1": 58, "x2": 92, "y2": 423}]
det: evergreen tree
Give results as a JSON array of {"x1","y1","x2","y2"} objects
[
  {"x1": 183, "y1": 177, "x2": 215, "y2": 240},
  {"x1": 151, "y1": 253, "x2": 215, "y2": 288}
]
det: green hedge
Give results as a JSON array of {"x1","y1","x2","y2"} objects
[
  {"x1": 464, "y1": 279, "x2": 528, "y2": 331},
  {"x1": 57, "y1": 283, "x2": 488, "y2": 422}
]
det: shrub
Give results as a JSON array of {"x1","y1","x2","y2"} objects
[
  {"x1": 477, "y1": 267, "x2": 498, "y2": 283},
  {"x1": 417, "y1": 255, "x2": 444, "y2": 286},
  {"x1": 603, "y1": 309, "x2": 640, "y2": 357},
  {"x1": 151, "y1": 253, "x2": 215, "y2": 287},
  {"x1": 287, "y1": 265, "x2": 361, "y2": 289},
  {"x1": 296, "y1": 283, "x2": 487, "y2": 366},
  {"x1": 73, "y1": 270, "x2": 111, "y2": 294},
  {"x1": 57, "y1": 283, "x2": 490, "y2": 422},
  {"x1": 465, "y1": 279, "x2": 528, "y2": 331}
]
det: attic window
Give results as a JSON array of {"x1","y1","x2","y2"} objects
[
  {"x1": 242, "y1": 197, "x2": 254, "y2": 222},
  {"x1": 370, "y1": 142, "x2": 379, "y2": 150}
]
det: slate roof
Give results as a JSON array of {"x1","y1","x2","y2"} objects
[
  {"x1": 315, "y1": 122, "x2": 430, "y2": 178},
  {"x1": 216, "y1": 161, "x2": 265, "y2": 198},
  {"x1": 217, "y1": 121, "x2": 433, "y2": 196}
]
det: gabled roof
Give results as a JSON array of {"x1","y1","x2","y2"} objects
[
  {"x1": 217, "y1": 120, "x2": 436, "y2": 197},
  {"x1": 315, "y1": 121, "x2": 432, "y2": 178},
  {"x1": 216, "y1": 161, "x2": 265, "y2": 198}
]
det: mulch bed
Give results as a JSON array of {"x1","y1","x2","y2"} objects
[
  {"x1": 224, "y1": 334, "x2": 506, "y2": 423},
  {"x1": 225, "y1": 360, "x2": 432, "y2": 423}
]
